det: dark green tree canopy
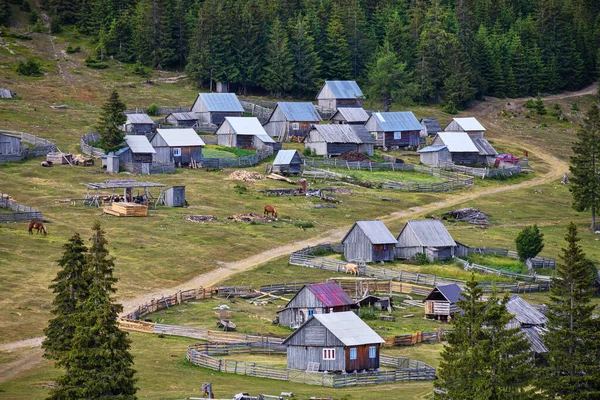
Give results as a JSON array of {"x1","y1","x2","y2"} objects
[
  {"x1": 96, "y1": 89, "x2": 127, "y2": 154},
  {"x1": 515, "y1": 224, "x2": 545, "y2": 261}
]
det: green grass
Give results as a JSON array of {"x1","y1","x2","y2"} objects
[
  {"x1": 381, "y1": 260, "x2": 512, "y2": 283},
  {"x1": 325, "y1": 168, "x2": 445, "y2": 184},
  {"x1": 466, "y1": 253, "x2": 527, "y2": 274},
  {"x1": 202, "y1": 145, "x2": 236, "y2": 158}
]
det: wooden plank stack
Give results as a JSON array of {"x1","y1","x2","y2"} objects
[{"x1": 103, "y1": 202, "x2": 148, "y2": 217}]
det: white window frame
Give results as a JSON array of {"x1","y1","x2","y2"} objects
[
  {"x1": 393, "y1": 132, "x2": 402, "y2": 140},
  {"x1": 292, "y1": 122, "x2": 300, "y2": 131},
  {"x1": 173, "y1": 147, "x2": 182, "y2": 157},
  {"x1": 369, "y1": 346, "x2": 376, "y2": 359},
  {"x1": 322, "y1": 348, "x2": 336, "y2": 360},
  {"x1": 349, "y1": 348, "x2": 357, "y2": 360}
]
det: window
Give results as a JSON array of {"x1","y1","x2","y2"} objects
[
  {"x1": 308, "y1": 309, "x2": 314, "y2": 317},
  {"x1": 369, "y1": 346, "x2": 377, "y2": 359},
  {"x1": 393, "y1": 132, "x2": 402, "y2": 140},
  {"x1": 173, "y1": 148, "x2": 182, "y2": 157},
  {"x1": 349, "y1": 348, "x2": 357, "y2": 360},
  {"x1": 322, "y1": 348, "x2": 335, "y2": 360},
  {"x1": 292, "y1": 122, "x2": 300, "y2": 131}
]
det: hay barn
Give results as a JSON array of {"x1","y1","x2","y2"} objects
[
  {"x1": 165, "y1": 112, "x2": 199, "y2": 128},
  {"x1": 118, "y1": 135, "x2": 156, "y2": 174},
  {"x1": 150, "y1": 128, "x2": 204, "y2": 165},
  {"x1": 341, "y1": 220, "x2": 397, "y2": 263},
  {"x1": 330, "y1": 107, "x2": 370, "y2": 125},
  {"x1": 418, "y1": 145, "x2": 452, "y2": 167},
  {"x1": 396, "y1": 220, "x2": 456, "y2": 261},
  {"x1": 420, "y1": 118, "x2": 442, "y2": 137},
  {"x1": 431, "y1": 132, "x2": 480, "y2": 165},
  {"x1": 216, "y1": 117, "x2": 277, "y2": 151},
  {"x1": 423, "y1": 284, "x2": 463, "y2": 322},
  {"x1": 124, "y1": 113, "x2": 155, "y2": 135},
  {"x1": 263, "y1": 102, "x2": 322, "y2": 139},
  {"x1": 305, "y1": 124, "x2": 374, "y2": 157},
  {"x1": 190, "y1": 93, "x2": 244, "y2": 125},
  {"x1": 272, "y1": 149, "x2": 302, "y2": 175},
  {"x1": 444, "y1": 117, "x2": 486, "y2": 139},
  {"x1": 365, "y1": 112, "x2": 422, "y2": 148},
  {"x1": 316, "y1": 81, "x2": 364, "y2": 110}
]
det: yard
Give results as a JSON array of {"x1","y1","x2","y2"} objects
[
  {"x1": 203, "y1": 145, "x2": 256, "y2": 159},
  {"x1": 324, "y1": 168, "x2": 445, "y2": 184}
]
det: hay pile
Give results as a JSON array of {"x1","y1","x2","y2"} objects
[
  {"x1": 186, "y1": 215, "x2": 217, "y2": 223},
  {"x1": 228, "y1": 170, "x2": 264, "y2": 182},
  {"x1": 339, "y1": 151, "x2": 370, "y2": 162},
  {"x1": 227, "y1": 213, "x2": 275, "y2": 223}
]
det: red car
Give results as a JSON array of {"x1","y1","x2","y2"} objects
[{"x1": 496, "y1": 153, "x2": 520, "y2": 164}]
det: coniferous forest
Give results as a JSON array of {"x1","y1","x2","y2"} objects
[{"x1": 2, "y1": 0, "x2": 600, "y2": 107}]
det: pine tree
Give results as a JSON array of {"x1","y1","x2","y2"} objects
[
  {"x1": 515, "y1": 225, "x2": 544, "y2": 262},
  {"x1": 322, "y1": 13, "x2": 352, "y2": 80},
  {"x1": 536, "y1": 222, "x2": 600, "y2": 399},
  {"x1": 96, "y1": 89, "x2": 126, "y2": 154},
  {"x1": 0, "y1": 0, "x2": 10, "y2": 27},
  {"x1": 570, "y1": 103, "x2": 600, "y2": 230},
  {"x1": 262, "y1": 18, "x2": 294, "y2": 97},
  {"x1": 366, "y1": 40, "x2": 412, "y2": 111},
  {"x1": 290, "y1": 16, "x2": 322, "y2": 96},
  {"x1": 42, "y1": 233, "x2": 88, "y2": 368}
]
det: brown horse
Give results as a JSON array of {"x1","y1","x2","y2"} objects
[
  {"x1": 264, "y1": 205, "x2": 278, "y2": 219},
  {"x1": 28, "y1": 221, "x2": 47, "y2": 236}
]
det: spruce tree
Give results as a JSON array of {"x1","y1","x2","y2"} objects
[
  {"x1": 291, "y1": 16, "x2": 322, "y2": 96},
  {"x1": 536, "y1": 222, "x2": 600, "y2": 399},
  {"x1": 262, "y1": 18, "x2": 294, "y2": 97},
  {"x1": 570, "y1": 103, "x2": 600, "y2": 230},
  {"x1": 96, "y1": 89, "x2": 126, "y2": 154},
  {"x1": 515, "y1": 225, "x2": 544, "y2": 262},
  {"x1": 322, "y1": 14, "x2": 352, "y2": 80},
  {"x1": 366, "y1": 40, "x2": 412, "y2": 111}
]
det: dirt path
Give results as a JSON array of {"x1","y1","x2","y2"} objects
[{"x1": 0, "y1": 346, "x2": 45, "y2": 383}]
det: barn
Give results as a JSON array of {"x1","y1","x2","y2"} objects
[
  {"x1": 277, "y1": 282, "x2": 357, "y2": 329},
  {"x1": 150, "y1": 128, "x2": 205, "y2": 166},
  {"x1": 364, "y1": 112, "x2": 422, "y2": 148},
  {"x1": 263, "y1": 102, "x2": 322, "y2": 139},
  {"x1": 283, "y1": 311, "x2": 385, "y2": 373},
  {"x1": 505, "y1": 295, "x2": 548, "y2": 354},
  {"x1": 215, "y1": 117, "x2": 277, "y2": 151},
  {"x1": 444, "y1": 117, "x2": 486, "y2": 139},
  {"x1": 396, "y1": 220, "x2": 456, "y2": 261},
  {"x1": 341, "y1": 220, "x2": 397, "y2": 263},
  {"x1": 431, "y1": 132, "x2": 480, "y2": 165},
  {"x1": 305, "y1": 124, "x2": 375, "y2": 157},
  {"x1": 423, "y1": 284, "x2": 463, "y2": 322},
  {"x1": 420, "y1": 118, "x2": 442, "y2": 137},
  {"x1": 472, "y1": 137, "x2": 498, "y2": 166},
  {"x1": 190, "y1": 93, "x2": 244, "y2": 125},
  {"x1": 272, "y1": 149, "x2": 302, "y2": 175},
  {"x1": 418, "y1": 145, "x2": 452, "y2": 167},
  {"x1": 330, "y1": 107, "x2": 370, "y2": 125},
  {"x1": 0, "y1": 132, "x2": 21, "y2": 155},
  {"x1": 117, "y1": 135, "x2": 156, "y2": 174},
  {"x1": 165, "y1": 112, "x2": 199, "y2": 128},
  {"x1": 123, "y1": 113, "x2": 156, "y2": 135},
  {"x1": 316, "y1": 81, "x2": 364, "y2": 110}
]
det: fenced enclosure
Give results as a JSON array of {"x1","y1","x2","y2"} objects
[
  {"x1": 439, "y1": 162, "x2": 522, "y2": 179},
  {"x1": 0, "y1": 129, "x2": 57, "y2": 162},
  {"x1": 0, "y1": 191, "x2": 42, "y2": 222},
  {"x1": 201, "y1": 147, "x2": 274, "y2": 169},
  {"x1": 80, "y1": 132, "x2": 105, "y2": 157},
  {"x1": 460, "y1": 245, "x2": 556, "y2": 269},
  {"x1": 456, "y1": 258, "x2": 552, "y2": 282}
]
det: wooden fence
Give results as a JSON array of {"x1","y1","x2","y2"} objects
[
  {"x1": 80, "y1": 132, "x2": 105, "y2": 157},
  {"x1": 239, "y1": 100, "x2": 273, "y2": 124},
  {"x1": 455, "y1": 258, "x2": 552, "y2": 282},
  {"x1": 463, "y1": 245, "x2": 556, "y2": 269},
  {"x1": 0, "y1": 191, "x2": 42, "y2": 222},
  {"x1": 201, "y1": 147, "x2": 274, "y2": 169},
  {"x1": 386, "y1": 329, "x2": 446, "y2": 347},
  {"x1": 0, "y1": 129, "x2": 57, "y2": 162},
  {"x1": 439, "y1": 162, "x2": 522, "y2": 179},
  {"x1": 121, "y1": 287, "x2": 214, "y2": 320}
]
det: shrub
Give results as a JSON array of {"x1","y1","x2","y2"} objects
[
  {"x1": 515, "y1": 225, "x2": 544, "y2": 261},
  {"x1": 66, "y1": 44, "x2": 80, "y2": 54},
  {"x1": 233, "y1": 184, "x2": 247, "y2": 194},
  {"x1": 20, "y1": 0, "x2": 31, "y2": 12},
  {"x1": 303, "y1": 147, "x2": 312, "y2": 157},
  {"x1": 146, "y1": 103, "x2": 159, "y2": 116},
  {"x1": 49, "y1": 16, "x2": 61, "y2": 33},
  {"x1": 523, "y1": 99, "x2": 536, "y2": 109},
  {"x1": 294, "y1": 221, "x2": 314, "y2": 229},
  {"x1": 16, "y1": 58, "x2": 42, "y2": 76},
  {"x1": 29, "y1": 9, "x2": 39, "y2": 24},
  {"x1": 414, "y1": 252, "x2": 429, "y2": 265},
  {"x1": 85, "y1": 56, "x2": 108, "y2": 69},
  {"x1": 443, "y1": 101, "x2": 458, "y2": 114},
  {"x1": 571, "y1": 103, "x2": 580, "y2": 112},
  {"x1": 132, "y1": 64, "x2": 151, "y2": 78}
]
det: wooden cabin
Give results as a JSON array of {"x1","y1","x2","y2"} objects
[
  {"x1": 278, "y1": 282, "x2": 357, "y2": 329},
  {"x1": 123, "y1": 113, "x2": 155, "y2": 135},
  {"x1": 396, "y1": 220, "x2": 456, "y2": 261},
  {"x1": 263, "y1": 102, "x2": 322, "y2": 139},
  {"x1": 431, "y1": 132, "x2": 480, "y2": 165},
  {"x1": 472, "y1": 137, "x2": 498, "y2": 166},
  {"x1": 444, "y1": 117, "x2": 486, "y2": 139},
  {"x1": 150, "y1": 128, "x2": 204, "y2": 166},
  {"x1": 316, "y1": 81, "x2": 364, "y2": 111},
  {"x1": 418, "y1": 145, "x2": 452, "y2": 167},
  {"x1": 420, "y1": 118, "x2": 442, "y2": 137},
  {"x1": 272, "y1": 149, "x2": 302, "y2": 175},
  {"x1": 505, "y1": 295, "x2": 548, "y2": 354},
  {"x1": 330, "y1": 107, "x2": 370, "y2": 125},
  {"x1": 365, "y1": 112, "x2": 422, "y2": 148},
  {"x1": 341, "y1": 220, "x2": 397, "y2": 263},
  {"x1": 283, "y1": 311, "x2": 385, "y2": 373},
  {"x1": 215, "y1": 117, "x2": 277, "y2": 151},
  {"x1": 305, "y1": 124, "x2": 374, "y2": 157},
  {"x1": 165, "y1": 112, "x2": 199, "y2": 128},
  {"x1": 190, "y1": 93, "x2": 244, "y2": 125},
  {"x1": 0, "y1": 132, "x2": 21, "y2": 155},
  {"x1": 118, "y1": 135, "x2": 156, "y2": 174},
  {"x1": 423, "y1": 284, "x2": 463, "y2": 322}
]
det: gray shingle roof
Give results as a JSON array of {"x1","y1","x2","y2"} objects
[
  {"x1": 334, "y1": 107, "x2": 370, "y2": 123},
  {"x1": 124, "y1": 135, "x2": 155, "y2": 154},
  {"x1": 199, "y1": 93, "x2": 244, "y2": 112},
  {"x1": 506, "y1": 295, "x2": 548, "y2": 326},
  {"x1": 167, "y1": 112, "x2": 198, "y2": 121},
  {"x1": 273, "y1": 150, "x2": 300, "y2": 166},
  {"x1": 402, "y1": 220, "x2": 456, "y2": 247},
  {"x1": 420, "y1": 118, "x2": 442, "y2": 133},
  {"x1": 435, "y1": 284, "x2": 464, "y2": 303},
  {"x1": 322, "y1": 80, "x2": 364, "y2": 99},
  {"x1": 435, "y1": 132, "x2": 479, "y2": 152},
  {"x1": 313, "y1": 312, "x2": 386, "y2": 346},
  {"x1": 472, "y1": 137, "x2": 498, "y2": 156},
  {"x1": 371, "y1": 112, "x2": 422, "y2": 132},
  {"x1": 155, "y1": 128, "x2": 205, "y2": 147},
  {"x1": 310, "y1": 124, "x2": 374, "y2": 144},
  {"x1": 343, "y1": 220, "x2": 397, "y2": 245},
  {"x1": 521, "y1": 326, "x2": 548, "y2": 353},
  {"x1": 277, "y1": 102, "x2": 322, "y2": 122},
  {"x1": 126, "y1": 113, "x2": 154, "y2": 124}
]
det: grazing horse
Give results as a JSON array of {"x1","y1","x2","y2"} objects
[
  {"x1": 264, "y1": 205, "x2": 278, "y2": 219},
  {"x1": 344, "y1": 263, "x2": 359, "y2": 276},
  {"x1": 28, "y1": 221, "x2": 47, "y2": 236}
]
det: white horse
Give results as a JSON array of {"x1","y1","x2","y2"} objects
[{"x1": 344, "y1": 263, "x2": 359, "y2": 276}]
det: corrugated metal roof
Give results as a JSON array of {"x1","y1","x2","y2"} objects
[
  {"x1": 273, "y1": 150, "x2": 300, "y2": 166},
  {"x1": 472, "y1": 137, "x2": 498, "y2": 156},
  {"x1": 167, "y1": 112, "x2": 198, "y2": 121},
  {"x1": 346, "y1": 220, "x2": 397, "y2": 245},
  {"x1": 404, "y1": 220, "x2": 456, "y2": 247},
  {"x1": 420, "y1": 118, "x2": 442, "y2": 133},
  {"x1": 435, "y1": 284, "x2": 464, "y2": 303},
  {"x1": 323, "y1": 80, "x2": 364, "y2": 99},
  {"x1": 306, "y1": 282, "x2": 355, "y2": 307},
  {"x1": 225, "y1": 117, "x2": 268, "y2": 136},
  {"x1": 435, "y1": 132, "x2": 479, "y2": 153},
  {"x1": 352, "y1": 125, "x2": 376, "y2": 144},
  {"x1": 418, "y1": 145, "x2": 447, "y2": 153},
  {"x1": 506, "y1": 295, "x2": 548, "y2": 326},
  {"x1": 126, "y1": 113, "x2": 154, "y2": 124},
  {"x1": 0, "y1": 89, "x2": 13, "y2": 99},
  {"x1": 521, "y1": 326, "x2": 548, "y2": 353},
  {"x1": 335, "y1": 107, "x2": 369, "y2": 123},
  {"x1": 199, "y1": 93, "x2": 244, "y2": 112},
  {"x1": 372, "y1": 112, "x2": 422, "y2": 132},
  {"x1": 156, "y1": 128, "x2": 205, "y2": 147},
  {"x1": 452, "y1": 117, "x2": 486, "y2": 131},
  {"x1": 313, "y1": 312, "x2": 386, "y2": 346},
  {"x1": 124, "y1": 135, "x2": 155, "y2": 154},
  {"x1": 310, "y1": 124, "x2": 373, "y2": 144},
  {"x1": 254, "y1": 134, "x2": 276, "y2": 143},
  {"x1": 277, "y1": 102, "x2": 322, "y2": 122}
]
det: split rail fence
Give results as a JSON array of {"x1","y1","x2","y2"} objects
[
  {"x1": 462, "y1": 245, "x2": 556, "y2": 269},
  {"x1": 0, "y1": 191, "x2": 42, "y2": 222},
  {"x1": 0, "y1": 129, "x2": 57, "y2": 162},
  {"x1": 456, "y1": 258, "x2": 552, "y2": 282},
  {"x1": 80, "y1": 132, "x2": 105, "y2": 157}
]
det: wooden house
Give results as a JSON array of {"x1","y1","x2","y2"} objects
[
  {"x1": 316, "y1": 81, "x2": 364, "y2": 110},
  {"x1": 364, "y1": 112, "x2": 422, "y2": 148},
  {"x1": 150, "y1": 128, "x2": 205, "y2": 166},
  {"x1": 165, "y1": 112, "x2": 199, "y2": 128},
  {"x1": 444, "y1": 117, "x2": 486, "y2": 139},
  {"x1": 431, "y1": 132, "x2": 480, "y2": 165},
  {"x1": 341, "y1": 220, "x2": 397, "y2": 263},
  {"x1": 505, "y1": 295, "x2": 548, "y2": 354},
  {"x1": 278, "y1": 282, "x2": 357, "y2": 329},
  {"x1": 282, "y1": 311, "x2": 385, "y2": 373},
  {"x1": 418, "y1": 145, "x2": 452, "y2": 167},
  {"x1": 330, "y1": 107, "x2": 370, "y2": 125},
  {"x1": 123, "y1": 113, "x2": 156, "y2": 135},
  {"x1": 190, "y1": 93, "x2": 244, "y2": 125},
  {"x1": 0, "y1": 132, "x2": 21, "y2": 155},
  {"x1": 117, "y1": 135, "x2": 156, "y2": 174},
  {"x1": 215, "y1": 117, "x2": 277, "y2": 151},
  {"x1": 272, "y1": 149, "x2": 302, "y2": 175},
  {"x1": 396, "y1": 220, "x2": 456, "y2": 261},
  {"x1": 423, "y1": 284, "x2": 463, "y2": 322},
  {"x1": 263, "y1": 102, "x2": 322, "y2": 139},
  {"x1": 420, "y1": 118, "x2": 442, "y2": 137},
  {"x1": 305, "y1": 124, "x2": 374, "y2": 157}
]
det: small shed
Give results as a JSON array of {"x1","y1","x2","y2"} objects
[
  {"x1": 365, "y1": 112, "x2": 422, "y2": 148},
  {"x1": 278, "y1": 282, "x2": 357, "y2": 329},
  {"x1": 124, "y1": 113, "x2": 156, "y2": 135},
  {"x1": 431, "y1": 132, "x2": 480, "y2": 165},
  {"x1": 0, "y1": 132, "x2": 21, "y2": 155},
  {"x1": 420, "y1": 118, "x2": 442, "y2": 137},
  {"x1": 215, "y1": 117, "x2": 276, "y2": 151},
  {"x1": 418, "y1": 145, "x2": 451, "y2": 167},
  {"x1": 330, "y1": 107, "x2": 370, "y2": 125},
  {"x1": 341, "y1": 220, "x2": 397, "y2": 263},
  {"x1": 305, "y1": 124, "x2": 375, "y2": 157},
  {"x1": 444, "y1": 117, "x2": 486, "y2": 139},
  {"x1": 396, "y1": 220, "x2": 456, "y2": 261},
  {"x1": 423, "y1": 284, "x2": 463, "y2": 322},
  {"x1": 164, "y1": 186, "x2": 186, "y2": 207},
  {"x1": 472, "y1": 137, "x2": 498, "y2": 166},
  {"x1": 118, "y1": 135, "x2": 156, "y2": 174},
  {"x1": 150, "y1": 128, "x2": 205, "y2": 165},
  {"x1": 263, "y1": 102, "x2": 322, "y2": 139},
  {"x1": 190, "y1": 93, "x2": 244, "y2": 125},
  {"x1": 283, "y1": 311, "x2": 385, "y2": 373},
  {"x1": 165, "y1": 112, "x2": 199, "y2": 128},
  {"x1": 105, "y1": 155, "x2": 119, "y2": 173},
  {"x1": 316, "y1": 81, "x2": 364, "y2": 111},
  {"x1": 272, "y1": 150, "x2": 302, "y2": 175},
  {"x1": 356, "y1": 295, "x2": 392, "y2": 312}
]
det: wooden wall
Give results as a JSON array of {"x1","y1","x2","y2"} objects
[
  {"x1": 0, "y1": 133, "x2": 21, "y2": 155},
  {"x1": 345, "y1": 344, "x2": 380, "y2": 372},
  {"x1": 383, "y1": 131, "x2": 420, "y2": 147}
]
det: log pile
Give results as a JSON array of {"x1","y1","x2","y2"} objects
[
  {"x1": 227, "y1": 213, "x2": 275, "y2": 223},
  {"x1": 103, "y1": 202, "x2": 148, "y2": 217},
  {"x1": 46, "y1": 152, "x2": 72, "y2": 165},
  {"x1": 228, "y1": 170, "x2": 264, "y2": 182},
  {"x1": 186, "y1": 215, "x2": 217, "y2": 223},
  {"x1": 443, "y1": 207, "x2": 489, "y2": 225}
]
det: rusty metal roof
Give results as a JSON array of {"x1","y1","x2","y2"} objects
[{"x1": 306, "y1": 282, "x2": 354, "y2": 307}]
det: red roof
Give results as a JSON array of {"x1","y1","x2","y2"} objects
[{"x1": 306, "y1": 282, "x2": 354, "y2": 307}]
